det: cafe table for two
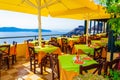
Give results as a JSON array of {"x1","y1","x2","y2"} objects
[
  {"x1": 57, "y1": 37, "x2": 79, "y2": 48},
  {"x1": 26, "y1": 45, "x2": 62, "y2": 63},
  {"x1": 58, "y1": 54, "x2": 98, "y2": 80},
  {"x1": 72, "y1": 44, "x2": 95, "y2": 55}
]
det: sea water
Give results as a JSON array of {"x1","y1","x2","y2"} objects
[{"x1": 0, "y1": 31, "x2": 66, "y2": 44}]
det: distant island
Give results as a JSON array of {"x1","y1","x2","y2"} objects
[{"x1": 0, "y1": 27, "x2": 51, "y2": 32}]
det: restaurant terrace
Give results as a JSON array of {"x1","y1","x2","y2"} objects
[{"x1": 0, "y1": 0, "x2": 120, "y2": 80}]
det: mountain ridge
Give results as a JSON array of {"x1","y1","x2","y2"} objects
[{"x1": 0, "y1": 27, "x2": 51, "y2": 32}]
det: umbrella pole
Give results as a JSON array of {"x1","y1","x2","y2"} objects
[
  {"x1": 86, "y1": 20, "x2": 89, "y2": 45},
  {"x1": 38, "y1": 0, "x2": 42, "y2": 46}
]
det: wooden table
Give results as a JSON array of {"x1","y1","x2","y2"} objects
[
  {"x1": 59, "y1": 54, "x2": 97, "y2": 80},
  {"x1": 26, "y1": 45, "x2": 62, "y2": 63},
  {"x1": 72, "y1": 44, "x2": 95, "y2": 55}
]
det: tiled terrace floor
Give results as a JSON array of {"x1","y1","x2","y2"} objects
[
  {"x1": 0, "y1": 52, "x2": 119, "y2": 80},
  {"x1": 1, "y1": 57, "x2": 52, "y2": 80}
]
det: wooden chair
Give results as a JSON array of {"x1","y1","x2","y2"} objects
[
  {"x1": 79, "y1": 36, "x2": 86, "y2": 44},
  {"x1": 61, "y1": 38, "x2": 69, "y2": 53},
  {"x1": 93, "y1": 47, "x2": 103, "y2": 62},
  {"x1": 28, "y1": 46, "x2": 38, "y2": 73},
  {"x1": 104, "y1": 58, "x2": 120, "y2": 75},
  {"x1": 79, "y1": 63, "x2": 103, "y2": 75},
  {"x1": 49, "y1": 54, "x2": 60, "y2": 80},
  {"x1": 0, "y1": 52, "x2": 2, "y2": 70},
  {"x1": 0, "y1": 45, "x2": 10, "y2": 69},
  {"x1": 27, "y1": 39, "x2": 33, "y2": 42},
  {"x1": 11, "y1": 41, "x2": 17, "y2": 64},
  {"x1": 101, "y1": 46, "x2": 108, "y2": 62},
  {"x1": 28, "y1": 46, "x2": 48, "y2": 74},
  {"x1": 48, "y1": 37, "x2": 60, "y2": 47}
]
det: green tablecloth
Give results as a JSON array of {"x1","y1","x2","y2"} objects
[
  {"x1": 74, "y1": 44, "x2": 94, "y2": 55},
  {"x1": 57, "y1": 37, "x2": 67, "y2": 39},
  {"x1": 59, "y1": 54, "x2": 97, "y2": 72},
  {"x1": 101, "y1": 38, "x2": 108, "y2": 43},
  {"x1": 30, "y1": 40, "x2": 38, "y2": 44},
  {"x1": 31, "y1": 40, "x2": 49, "y2": 45},
  {"x1": 67, "y1": 38, "x2": 79, "y2": 42},
  {"x1": 96, "y1": 33, "x2": 106, "y2": 37},
  {"x1": 91, "y1": 40, "x2": 107, "y2": 46},
  {"x1": 0, "y1": 44, "x2": 10, "y2": 51},
  {"x1": 72, "y1": 36, "x2": 80, "y2": 38},
  {"x1": 35, "y1": 45, "x2": 58, "y2": 53}
]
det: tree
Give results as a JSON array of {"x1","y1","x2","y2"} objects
[{"x1": 100, "y1": 0, "x2": 120, "y2": 60}]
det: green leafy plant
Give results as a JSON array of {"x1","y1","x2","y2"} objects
[
  {"x1": 100, "y1": 0, "x2": 120, "y2": 47},
  {"x1": 72, "y1": 73, "x2": 108, "y2": 80},
  {"x1": 106, "y1": 69, "x2": 120, "y2": 80}
]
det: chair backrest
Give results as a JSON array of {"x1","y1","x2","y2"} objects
[
  {"x1": 49, "y1": 37, "x2": 60, "y2": 47},
  {"x1": 61, "y1": 38, "x2": 68, "y2": 45},
  {"x1": 51, "y1": 37, "x2": 57, "y2": 42},
  {"x1": 49, "y1": 54, "x2": 60, "y2": 80},
  {"x1": 0, "y1": 52, "x2": 2, "y2": 69},
  {"x1": 13, "y1": 41, "x2": 17, "y2": 53},
  {"x1": 93, "y1": 47, "x2": 103, "y2": 60},
  {"x1": 80, "y1": 63, "x2": 102, "y2": 75},
  {"x1": 90, "y1": 35, "x2": 101, "y2": 40},
  {"x1": 104, "y1": 58, "x2": 120, "y2": 75},
  {"x1": 0, "y1": 45, "x2": 10, "y2": 55},
  {"x1": 79, "y1": 36, "x2": 86, "y2": 44},
  {"x1": 13, "y1": 41, "x2": 17, "y2": 45},
  {"x1": 27, "y1": 39, "x2": 33, "y2": 42},
  {"x1": 28, "y1": 46, "x2": 36, "y2": 59},
  {"x1": 101, "y1": 45, "x2": 108, "y2": 60}
]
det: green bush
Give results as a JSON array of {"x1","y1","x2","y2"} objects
[{"x1": 107, "y1": 70, "x2": 120, "y2": 80}]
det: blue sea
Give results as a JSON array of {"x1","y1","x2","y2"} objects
[{"x1": 0, "y1": 31, "x2": 66, "y2": 44}]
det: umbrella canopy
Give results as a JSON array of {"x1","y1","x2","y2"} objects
[
  {"x1": 0, "y1": 0, "x2": 98, "y2": 16},
  {"x1": 54, "y1": 5, "x2": 110, "y2": 44},
  {"x1": 0, "y1": 0, "x2": 99, "y2": 46},
  {"x1": 54, "y1": 5, "x2": 110, "y2": 20}
]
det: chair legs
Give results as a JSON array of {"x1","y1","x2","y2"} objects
[
  {"x1": 30, "y1": 58, "x2": 32, "y2": 71},
  {"x1": 40, "y1": 55, "x2": 51, "y2": 74},
  {"x1": 4, "y1": 57, "x2": 10, "y2": 69},
  {"x1": 30, "y1": 58, "x2": 38, "y2": 73}
]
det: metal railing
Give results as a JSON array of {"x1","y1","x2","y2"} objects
[{"x1": 0, "y1": 34, "x2": 64, "y2": 44}]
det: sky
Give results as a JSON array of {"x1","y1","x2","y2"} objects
[
  {"x1": 0, "y1": 10, "x2": 84, "y2": 32},
  {"x1": 0, "y1": 0, "x2": 100, "y2": 32}
]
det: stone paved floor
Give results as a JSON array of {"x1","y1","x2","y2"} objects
[{"x1": 0, "y1": 57, "x2": 52, "y2": 80}]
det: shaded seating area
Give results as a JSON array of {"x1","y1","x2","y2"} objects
[
  {"x1": 2, "y1": 0, "x2": 120, "y2": 80},
  {"x1": 0, "y1": 31, "x2": 112, "y2": 80},
  {"x1": 1, "y1": 28, "x2": 120, "y2": 80}
]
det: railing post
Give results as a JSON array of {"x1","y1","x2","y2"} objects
[{"x1": 35, "y1": 36, "x2": 37, "y2": 40}]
